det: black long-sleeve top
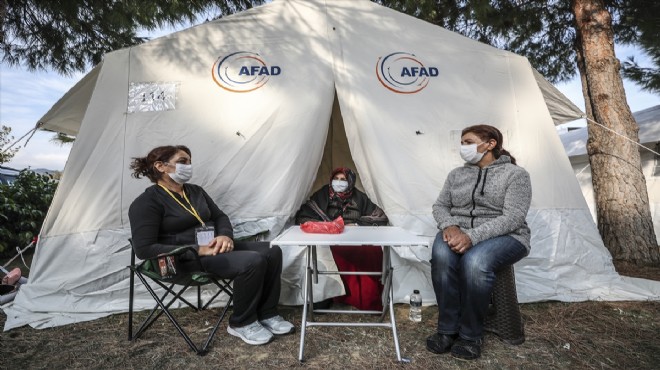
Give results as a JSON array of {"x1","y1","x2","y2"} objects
[
  {"x1": 128, "y1": 184, "x2": 233, "y2": 260},
  {"x1": 295, "y1": 185, "x2": 388, "y2": 226}
]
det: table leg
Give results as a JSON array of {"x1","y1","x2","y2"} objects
[
  {"x1": 308, "y1": 245, "x2": 315, "y2": 322},
  {"x1": 388, "y1": 268, "x2": 404, "y2": 362},
  {"x1": 380, "y1": 246, "x2": 391, "y2": 321},
  {"x1": 385, "y1": 246, "x2": 409, "y2": 363},
  {"x1": 380, "y1": 265, "x2": 392, "y2": 323},
  {"x1": 299, "y1": 245, "x2": 312, "y2": 362},
  {"x1": 312, "y1": 245, "x2": 318, "y2": 284},
  {"x1": 381, "y1": 245, "x2": 390, "y2": 284}
]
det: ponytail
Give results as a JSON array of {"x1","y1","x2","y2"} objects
[
  {"x1": 497, "y1": 148, "x2": 517, "y2": 165},
  {"x1": 129, "y1": 157, "x2": 155, "y2": 180}
]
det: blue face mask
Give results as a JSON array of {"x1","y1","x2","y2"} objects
[{"x1": 331, "y1": 179, "x2": 349, "y2": 193}]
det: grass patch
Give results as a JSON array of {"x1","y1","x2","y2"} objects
[{"x1": 1, "y1": 257, "x2": 658, "y2": 369}]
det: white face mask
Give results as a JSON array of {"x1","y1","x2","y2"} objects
[
  {"x1": 460, "y1": 143, "x2": 486, "y2": 164},
  {"x1": 168, "y1": 163, "x2": 193, "y2": 184},
  {"x1": 331, "y1": 179, "x2": 349, "y2": 193}
]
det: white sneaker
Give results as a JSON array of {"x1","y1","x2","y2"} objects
[
  {"x1": 260, "y1": 315, "x2": 295, "y2": 335},
  {"x1": 227, "y1": 321, "x2": 274, "y2": 345}
]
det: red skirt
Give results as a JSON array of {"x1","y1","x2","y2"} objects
[{"x1": 330, "y1": 245, "x2": 384, "y2": 311}]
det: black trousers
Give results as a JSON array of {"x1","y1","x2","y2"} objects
[{"x1": 184, "y1": 241, "x2": 282, "y2": 327}]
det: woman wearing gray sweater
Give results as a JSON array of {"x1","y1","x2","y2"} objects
[{"x1": 426, "y1": 125, "x2": 532, "y2": 360}]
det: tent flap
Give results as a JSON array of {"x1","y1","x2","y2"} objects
[
  {"x1": 37, "y1": 64, "x2": 102, "y2": 136},
  {"x1": 533, "y1": 69, "x2": 585, "y2": 125}
]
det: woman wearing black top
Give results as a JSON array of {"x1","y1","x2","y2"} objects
[
  {"x1": 295, "y1": 167, "x2": 388, "y2": 311},
  {"x1": 128, "y1": 145, "x2": 293, "y2": 345}
]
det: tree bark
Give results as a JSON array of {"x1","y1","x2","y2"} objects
[
  {"x1": 572, "y1": 0, "x2": 659, "y2": 265},
  {"x1": 0, "y1": 0, "x2": 6, "y2": 44}
]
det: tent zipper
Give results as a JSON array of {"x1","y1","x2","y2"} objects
[
  {"x1": 470, "y1": 168, "x2": 482, "y2": 228},
  {"x1": 480, "y1": 168, "x2": 489, "y2": 196}
]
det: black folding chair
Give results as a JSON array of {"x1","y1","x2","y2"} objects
[{"x1": 127, "y1": 239, "x2": 233, "y2": 355}]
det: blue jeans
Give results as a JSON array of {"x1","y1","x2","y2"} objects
[{"x1": 430, "y1": 233, "x2": 528, "y2": 341}]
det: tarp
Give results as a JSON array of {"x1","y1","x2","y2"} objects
[{"x1": 5, "y1": 0, "x2": 659, "y2": 331}]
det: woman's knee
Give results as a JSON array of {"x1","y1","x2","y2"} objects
[
  {"x1": 268, "y1": 244, "x2": 282, "y2": 261},
  {"x1": 460, "y1": 253, "x2": 486, "y2": 275},
  {"x1": 239, "y1": 241, "x2": 281, "y2": 263},
  {"x1": 462, "y1": 236, "x2": 525, "y2": 274},
  {"x1": 431, "y1": 233, "x2": 452, "y2": 265},
  {"x1": 235, "y1": 251, "x2": 267, "y2": 275},
  {"x1": 459, "y1": 252, "x2": 495, "y2": 288}
]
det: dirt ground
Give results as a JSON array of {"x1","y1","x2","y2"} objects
[{"x1": 1, "y1": 260, "x2": 658, "y2": 370}]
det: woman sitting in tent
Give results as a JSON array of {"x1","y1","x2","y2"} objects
[
  {"x1": 128, "y1": 145, "x2": 294, "y2": 346},
  {"x1": 426, "y1": 124, "x2": 531, "y2": 360},
  {"x1": 295, "y1": 167, "x2": 388, "y2": 311}
]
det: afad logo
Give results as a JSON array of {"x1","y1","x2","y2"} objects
[
  {"x1": 376, "y1": 52, "x2": 439, "y2": 94},
  {"x1": 212, "y1": 51, "x2": 281, "y2": 93}
]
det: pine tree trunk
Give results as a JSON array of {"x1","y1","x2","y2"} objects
[
  {"x1": 572, "y1": 0, "x2": 659, "y2": 265},
  {"x1": 0, "y1": 0, "x2": 6, "y2": 44}
]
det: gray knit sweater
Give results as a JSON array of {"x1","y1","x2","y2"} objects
[{"x1": 432, "y1": 155, "x2": 532, "y2": 252}]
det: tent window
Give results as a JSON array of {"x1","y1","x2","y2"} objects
[{"x1": 128, "y1": 82, "x2": 178, "y2": 113}]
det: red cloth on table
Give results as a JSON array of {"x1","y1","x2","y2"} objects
[{"x1": 330, "y1": 245, "x2": 384, "y2": 311}]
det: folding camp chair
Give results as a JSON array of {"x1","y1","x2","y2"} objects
[{"x1": 127, "y1": 239, "x2": 234, "y2": 355}]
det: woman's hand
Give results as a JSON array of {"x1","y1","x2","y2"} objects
[
  {"x1": 198, "y1": 236, "x2": 234, "y2": 256},
  {"x1": 443, "y1": 226, "x2": 473, "y2": 254},
  {"x1": 442, "y1": 226, "x2": 462, "y2": 242}
]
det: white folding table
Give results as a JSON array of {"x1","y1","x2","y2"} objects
[{"x1": 270, "y1": 225, "x2": 430, "y2": 362}]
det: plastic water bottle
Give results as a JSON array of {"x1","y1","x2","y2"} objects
[{"x1": 409, "y1": 289, "x2": 422, "y2": 322}]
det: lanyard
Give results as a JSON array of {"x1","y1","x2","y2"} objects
[{"x1": 158, "y1": 184, "x2": 206, "y2": 226}]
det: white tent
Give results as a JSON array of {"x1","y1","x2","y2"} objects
[
  {"x1": 4, "y1": 0, "x2": 660, "y2": 330},
  {"x1": 560, "y1": 105, "x2": 660, "y2": 243}
]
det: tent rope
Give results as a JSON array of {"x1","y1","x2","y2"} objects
[
  {"x1": 585, "y1": 116, "x2": 660, "y2": 156},
  {"x1": 1, "y1": 239, "x2": 36, "y2": 271},
  {"x1": 1, "y1": 126, "x2": 38, "y2": 153},
  {"x1": 576, "y1": 163, "x2": 591, "y2": 175}
]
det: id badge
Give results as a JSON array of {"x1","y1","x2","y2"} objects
[{"x1": 195, "y1": 226, "x2": 215, "y2": 246}]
